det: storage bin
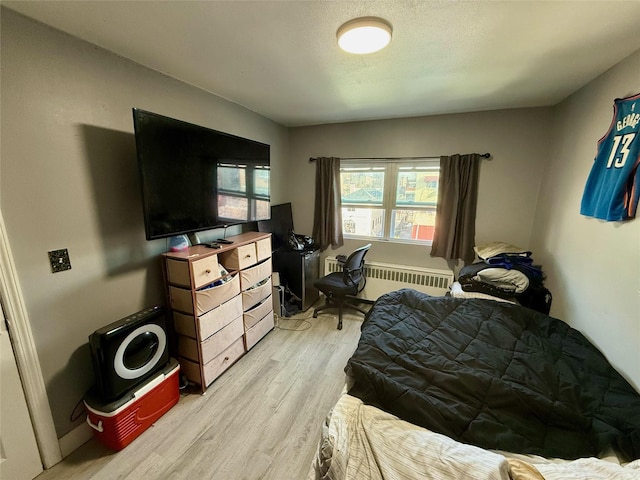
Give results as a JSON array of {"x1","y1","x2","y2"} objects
[
  {"x1": 243, "y1": 294, "x2": 273, "y2": 330},
  {"x1": 241, "y1": 278, "x2": 272, "y2": 311},
  {"x1": 178, "y1": 315, "x2": 244, "y2": 364},
  {"x1": 169, "y1": 274, "x2": 240, "y2": 316},
  {"x1": 256, "y1": 237, "x2": 272, "y2": 262},
  {"x1": 173, "y1": 295, "x2": 243, "y2": 339},
  {"x1": 179, "y1": 337, "x2": 245, "y2": 387},
  {"x1": 166, "y1": 255, "x2": 219, "y2": 289},
  {"x1": 219, "y1": 243, "x2": 257, "y2": 271},
  {"x1": 240, "y1": 259, "x2": 271, "y2": 291},
  {"x1": 245, "y1": 313, "x2": 275, "y2": 351}
]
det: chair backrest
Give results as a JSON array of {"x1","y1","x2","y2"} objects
[{"x1": 342, "y1": 244, "x2": 371, "y2": 289}]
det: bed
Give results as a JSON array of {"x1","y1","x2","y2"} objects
[{"x1": 308, "y1": 289, "x2": 640, "y2": 479}]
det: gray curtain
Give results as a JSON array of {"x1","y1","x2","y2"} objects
[
  {"x1": 312, "y1": 157, "x2": 343, "y2": 251},
  {"x1": 430, "y1": 153, "x2": 480, "y2": 264}
]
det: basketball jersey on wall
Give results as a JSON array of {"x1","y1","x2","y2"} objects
[{"x1": 580, "y1": 93, "x2": 640, "y2": 221}]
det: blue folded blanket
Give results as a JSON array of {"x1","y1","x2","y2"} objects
[{"x1": 484, "y1": 254, "x2": 544, "y2": 282}]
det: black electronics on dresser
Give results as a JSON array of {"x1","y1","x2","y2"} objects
[
  {"x1": 257, "y1": 202, "x2": 294, "y2": 251},
  {"x1": 257, "y1": 201, "x2": 320, "y2": 312},
  {"x1": 89, "y1": 305, "x2": 169, "y2": 402}
]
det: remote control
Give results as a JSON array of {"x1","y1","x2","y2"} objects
[
  {"x1": 216, "y1": 238, "x2": 234, "y2": 244},
  {"x1": 207, "y1": 242, "x2": 221, "y2": 249}
]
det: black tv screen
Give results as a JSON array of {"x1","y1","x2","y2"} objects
[{"x1": 132, "y1": 108, "x2": 270, "y2": 240}]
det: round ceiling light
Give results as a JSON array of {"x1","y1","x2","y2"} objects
[{"x1": 337, "y1": 17, "x2": 392, "y2": 54}]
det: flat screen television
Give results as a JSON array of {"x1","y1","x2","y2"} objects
[{"x1": 132, "y1": 108, "x2": 271, "y2": 240}]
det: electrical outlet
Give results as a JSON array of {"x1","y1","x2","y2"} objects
[{"x1": 48, "y1": 249, "x2": 71, "y2": 273}]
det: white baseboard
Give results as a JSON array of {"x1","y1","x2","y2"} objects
[{"x1": 59, "y1": 421, "x2": 93, "y2": 458}]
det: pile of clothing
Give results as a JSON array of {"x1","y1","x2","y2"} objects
[{"x1": 456, "y1": 242, "x2": 552, "y2": 314}]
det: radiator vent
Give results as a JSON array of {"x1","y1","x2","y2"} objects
[{"x1": 324, "y1": 257, "x2": 454, "y2": 301}]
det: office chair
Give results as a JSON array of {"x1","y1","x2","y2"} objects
[{"x1": 313, "y1": 244, "x2": 372, "y2": 330}]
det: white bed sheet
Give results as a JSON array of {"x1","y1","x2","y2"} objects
[
  {"x1": 308, "y1": 393, "x2": 640, "y2": 480},
  {"x1": 449, "y1": 281, "x2": 516, "y2": 303}
]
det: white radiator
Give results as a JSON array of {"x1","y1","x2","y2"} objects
[{"x1": 324, "y1": 257, "x2": 454, "y2": 301}]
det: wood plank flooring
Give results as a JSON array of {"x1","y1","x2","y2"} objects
[{"x1": 35, "y1": 309, "x2": 364, "y2": 480}]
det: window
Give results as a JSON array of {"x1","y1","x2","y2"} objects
[
  {"x1": 340, "y1": 159, "x2": 439, "y2": 244},
  {"x1": 217, "y1": 163, "x2": 270, "y2": 221}
]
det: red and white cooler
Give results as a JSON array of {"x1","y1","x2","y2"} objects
[{"x1": 84, "y1": 358, "x2": 180, "y2": 451}]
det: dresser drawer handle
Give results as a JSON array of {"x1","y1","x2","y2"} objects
[
  {"x1": 205, "y1": 269, "x2": 211, "y2": 274},
  {"x1": 244, "y1": 254, "x2": 251, "y2": 259},
  {"x1": 224, "y1": 356, "x2": 230, "y2": 362}
]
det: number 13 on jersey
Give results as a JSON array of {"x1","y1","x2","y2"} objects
[{"x1": 606, "y1": 133, "x2": 637, "y2": 169}]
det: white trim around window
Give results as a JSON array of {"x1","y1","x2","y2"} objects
[{"x1": 340, "y1": 158, "x2": 440, "y2": 245}]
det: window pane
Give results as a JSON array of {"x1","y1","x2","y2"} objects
[
  {"x1": 342, "y1": 207, "x2": 384, "y2": 237},
  {"x1": 217, "y1": 165, "x2": 246, "y2": 193},
  {"x1": 255, "y1": 198, "x2": 270, "y2": 218},
  {"x1": 253, "y1": 167, "x2": 270, "y2": 197},
  {"x1": 341, "y1": 168, "x2": 385, "y2": 206},
  {"x1": 218, "y1": 194, "x2": 249, "y2": 220},
  {"x1": 390, "y1": 209, "x2": 436, "y2": 241},
  {"x1": 396, "y1": 168, "x2": 439, "y2": 206}
]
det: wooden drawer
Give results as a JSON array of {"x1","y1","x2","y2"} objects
[
  {"x1": 180, "y1": 337, "x2": 245, "y2": 387},
  {"x1": 245, "y1": 312, "x2": 275, "y2": 351},
  {"x1": 169, "y1": 274, "x2": 240, "y2": 316},
  {"x1": 240, "y1": 259, "x2": 271, "y2": 291},
  {"x1": 256, "y1": 237, "x2": 271, "y2": 262},
  {"x1": 243, "y1": 294, "x2": 273, "y2": 330},
  {"x1": 166, "y1": 255, "x2": 219, "y2": 289},
  {"x1": 219, "y1": 243, "x2": 257, "y2": 271},
  {"x1": 241, "y1": 278, "x2": 272, "y2": 311},
  {"x1": 173, "y1": 295, "x2": 243, "y2": 339},
  {"x1": 178, "y1": 315, "x2": 244, "y2": 363}
]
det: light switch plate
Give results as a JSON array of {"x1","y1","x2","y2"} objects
[{"x1": 48, "y1": 249, "x2": 71, "y2": 273}]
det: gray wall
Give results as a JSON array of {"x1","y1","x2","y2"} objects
[
  {"x1": 1, "y1": 9, "x2": 288, "y2": 437},
  {"x1": 287, "y1": 61, "x2": 639, "y2": 390},
  {"x1": 3, "y1": 6, "x2": 639, "y2": 443},
  {"x1": 288, "y1": 108, "x2": 554, "y2": 270},
  {"x1": 530, "y1": 49, "x2": 640, "y2": 390}
]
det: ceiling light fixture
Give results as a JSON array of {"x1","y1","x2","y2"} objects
[{"x1": 337, "y1": 17, "x2": 392, "y2": 54}]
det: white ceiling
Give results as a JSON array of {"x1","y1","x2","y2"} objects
[{"x1": 5, "y1": 1, "x2": 640, "y2": 127}]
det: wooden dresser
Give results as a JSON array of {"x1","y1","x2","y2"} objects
[{"x1": 162, "y1": 231, "x2": 274, "y2": 392}]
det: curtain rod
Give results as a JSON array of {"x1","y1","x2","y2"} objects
[{"x1": 309, "y1": 153, "x2": 491, "y2": 162}]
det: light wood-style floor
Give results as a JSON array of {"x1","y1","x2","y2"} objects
[{"x1": 35, "y1": 309, "x2": 363, "y2": 480}]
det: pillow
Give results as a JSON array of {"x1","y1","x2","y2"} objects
[
  {"x1": 474, "y1": 241, "x2": 531, "y2": 260},
  {"x1": 475, "y1": 268, "x2": 530, "y2": 293},
  {"x1": 449, "y1": 282, "x2": 516, "y2": 304}
]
